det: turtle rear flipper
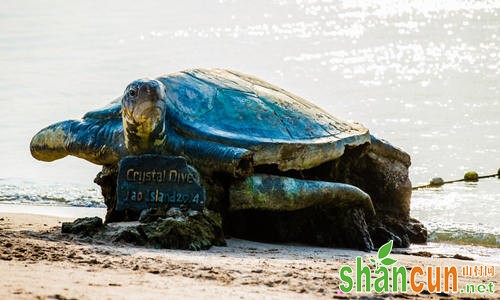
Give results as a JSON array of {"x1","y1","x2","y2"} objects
[
  {"x1": 30, "y1": 118, "x2": 126, "y2": 165},
  {"x1": 228, "y1": 174, "x2": 375, "y2": 250}
]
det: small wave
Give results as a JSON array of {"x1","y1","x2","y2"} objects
[
  {"x1": 0, "y1": 183, "x2": 105, "y2": 208},
  {"x1": 428, "y1": 230, "x2": 500, "y2": 248}
]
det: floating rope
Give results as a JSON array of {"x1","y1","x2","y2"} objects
[{"x1": 412, "y1": 168, "x2": 500, "y2": 190}]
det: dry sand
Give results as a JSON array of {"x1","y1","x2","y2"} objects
[{"x1": 0, "y1": 212, "x2": 498, "y2": 299}]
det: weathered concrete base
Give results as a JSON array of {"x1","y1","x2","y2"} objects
[
  {"x1": 240, "y1": 136, "x2": 427, "y2": 249},
  {"x1": 93, "y1": 165, "x2": 126, "y2": 223},
  {"x1": 61, "y1": 208, "x2": 225, "y2": 251},
  {"x1": 227, "y1": 206, "x2": 373, "y2": 251},
  {"x1": 225, "y1": 204, "x2": 426, "y2": 251},
  {"x1": 93, "y1": 136, "x2": 427, "y2": 251}
]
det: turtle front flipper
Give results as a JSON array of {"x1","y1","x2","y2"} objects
[
  {"x1": 164, "y1": 125, "x2": 254, "y2": 177},
  {"x1": 83, "y1": 98, "x2": 122, "y2": 119},
  {"x1": 30, "y1": 118, "x2": 126, "y2": 165}
]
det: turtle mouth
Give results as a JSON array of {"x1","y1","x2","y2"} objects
[{"x1": 131, "y1": 100, "x2": 165, "y2": 125}]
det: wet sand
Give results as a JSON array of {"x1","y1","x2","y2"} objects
[{"x1": 0, "y1": 212, "x2": 498, "y2": 299}]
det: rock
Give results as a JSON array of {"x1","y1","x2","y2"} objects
[
  {"x1": 111, "y1": 226, "x2": 146, "y2": 245},
  {"x1": 464, "y1": 171, "x2": 479, "y2": 182},
  {"x1": 137, "y1": 209, "x2": 225, "y2": 250},
  {"x1": 405, "y1": 217, "x2": 428, "y2": 244},
  {"x1": 452, "y1": 254, "x2": 474, "y2": 261},
  {"x1": 413, "y1": 251, "x2": 432, "y2": 257},
  {"x1": 61, "y1": 217, "x2": 104, "y2": 237},
  {"x1": 368, "y1": 216, "x2": 427, "y2": 248},
  {"x1": 429, "y1": 177, "x2": 444, "y2": 187},
  {"x1": 369, "y1": 226, "x2": 405, "y2": 248},
  {"x1": 139, "y1": 207, "x2": 185, "y2": 223},
  {"x1": 62, "y1": 211, "x2": 225, "y2": 250}
]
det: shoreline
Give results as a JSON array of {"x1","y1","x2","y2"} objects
[
  {"x1": 1, "y1": 211, "x2": 499, "y2": 299},
  {"x1": 0, "y1": 203, "x2": 106, "y2": 219},
  {"x1": 1, "y1": 203, "x2": 498, "y2": 260}
]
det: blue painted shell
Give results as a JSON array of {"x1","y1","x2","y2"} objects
[{"x1": 158, "y1": 69, "x2": 370, "y2": 169}]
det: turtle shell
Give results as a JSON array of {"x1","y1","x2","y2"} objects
[{"x1": 158, "y1": 69, "x2": 370, "y2": 171}]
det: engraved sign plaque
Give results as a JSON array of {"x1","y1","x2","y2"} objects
[{"x1": 116, "y1": 155, "x2": 206, "y2": 212}]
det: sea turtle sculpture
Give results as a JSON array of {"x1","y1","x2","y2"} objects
[{"x1": 30, "y1": 69, "x2": 426, "y2": 250}]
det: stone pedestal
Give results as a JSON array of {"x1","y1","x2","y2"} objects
[{"x1": 94, "y1": 137, "x2": 427, "y2": 250}]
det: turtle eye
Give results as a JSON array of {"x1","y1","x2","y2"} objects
[{"x1": 129, "y1": 89, "x2": 137, "y2": 97}]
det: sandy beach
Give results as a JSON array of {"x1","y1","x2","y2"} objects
[{"x1": 0, "y1": 211, "x2": 498, "y2": 299}]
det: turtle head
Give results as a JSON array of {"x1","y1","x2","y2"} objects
[{"x1": 121, "y1": 79, "x2": 167, "y2": 154}]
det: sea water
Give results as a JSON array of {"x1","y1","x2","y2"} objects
[{"x1": 0, "y1": 0, "x2": 498, "y2": 248}]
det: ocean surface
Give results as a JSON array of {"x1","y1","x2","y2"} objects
[{"x1": 0, "y1": 0, "x2": 499, "y2": 248}]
